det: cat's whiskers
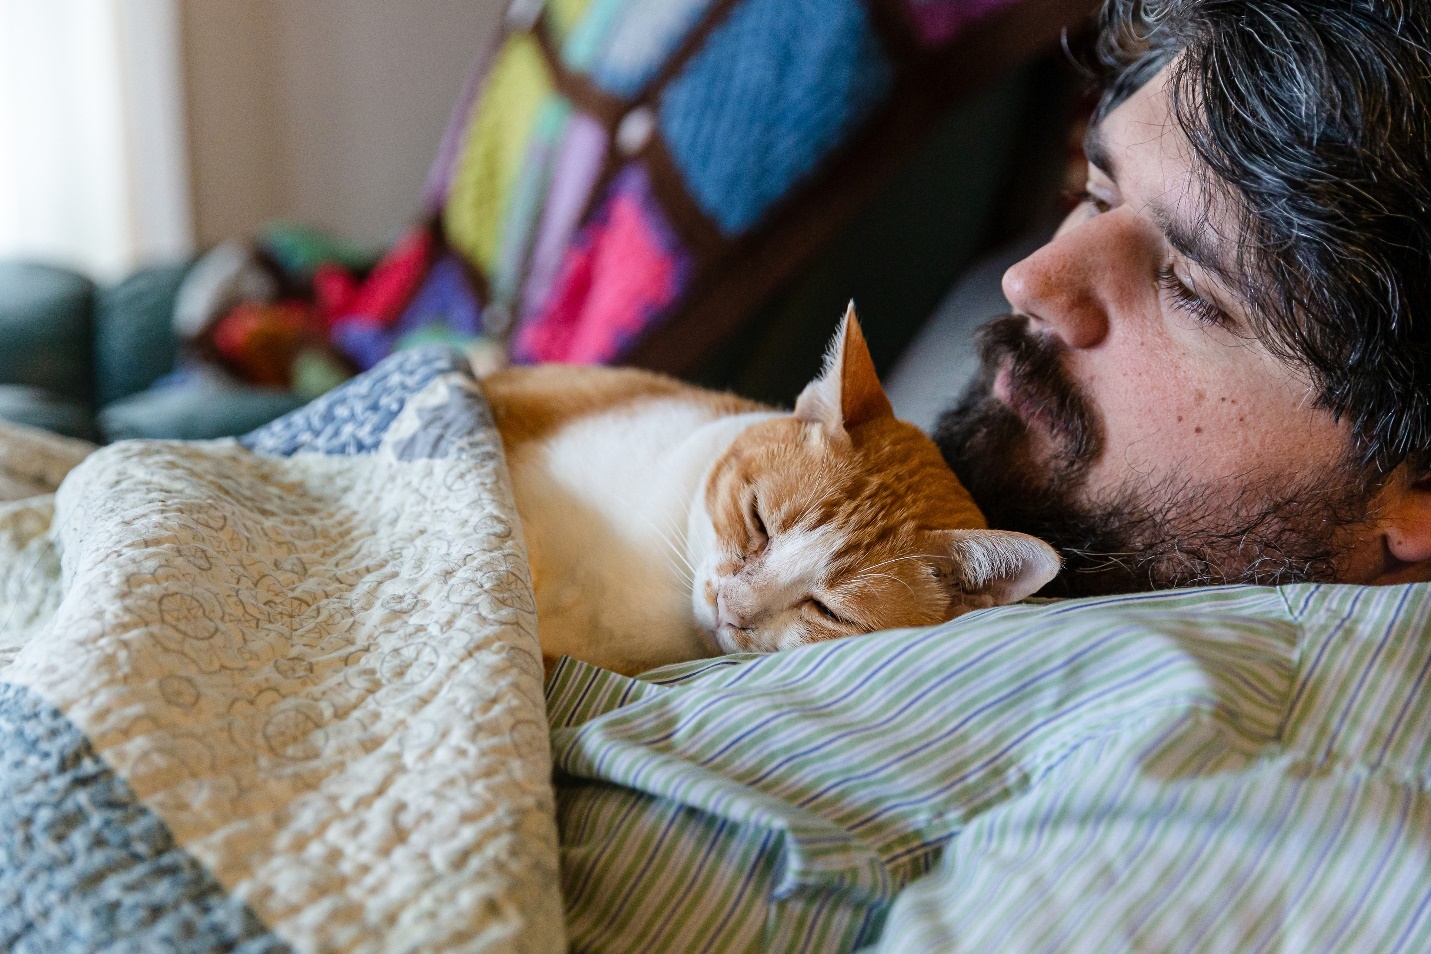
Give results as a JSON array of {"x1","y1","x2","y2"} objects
[
  {"x1": 655, "y1": 543, "x2": 696, "y2": 588},
  {"x1": 862, "y1": 571, "x2": 916, "y2": 597},
  {"x1": 657, "y1": 511, "x2": 701, "y2": 579},
  {"x1": 635, "y1": 510, "x2": 698, "y2": 588},
  {"x1": 861, "y1": 553, "x2": 946, "y2": 574},
  {"x1": 653, "y1": 546, "x2": 696, "y2": 590},
  {"x1": 635, "y1": 508, "x2": 690, "y2": 565}
]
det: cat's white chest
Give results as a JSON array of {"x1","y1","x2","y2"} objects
[{"x1": 505, "y1": 402, "x2": 771, "y2": 674}]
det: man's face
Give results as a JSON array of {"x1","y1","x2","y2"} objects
[{"x1": 936, "y1": 66, "x2": 1385, "y2": 596}]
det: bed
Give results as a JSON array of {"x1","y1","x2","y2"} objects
[{"x1": 4, "y1": 347, "x2": 1430, "y2": 952}]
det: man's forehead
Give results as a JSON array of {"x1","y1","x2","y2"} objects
[
  {"x1": 1085, "y1": 65, "x2": 1238, "y2": 282},
  {"x1": 1087, "y1": 66, "x2": 1194, "y2": 197}
]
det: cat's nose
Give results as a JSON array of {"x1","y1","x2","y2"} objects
[
  {"x1": 716, "y1": 586, "x2": 753, "y2": 630},
  {"x1": 715, "y1": 590, "x2": 741, "y2": 628}
]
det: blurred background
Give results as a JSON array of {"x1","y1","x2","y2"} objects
[
  {"x1": 2, "y1": 0, "x2": 505, "y2": 276},
  {"x1": 0, "y1": 0, "x2": 1093, "y2": 444}
]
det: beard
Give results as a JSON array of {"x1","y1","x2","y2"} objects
[{"x1": 934, "y1": 315, "x2": 1380, "y2": 598}]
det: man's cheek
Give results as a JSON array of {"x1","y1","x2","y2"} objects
[
  {"x1": 1083, "y1": 369, "x2": 1225, "y2": 483},
  {"x1": 1090, "y1": 372, "x2": 1339, "y2": 491}
]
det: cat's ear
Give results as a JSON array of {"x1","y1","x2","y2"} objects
[
  {"x1": 937, "y1": 529, "x2": 1061, "y2": 606},
  {"x1": 794, "y1": 303, "x2": 894, "y2": 436}
]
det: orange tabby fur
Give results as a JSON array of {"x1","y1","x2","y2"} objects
[{"x1": 484, "y1": 306, "x2": 1059, "y2": 675}]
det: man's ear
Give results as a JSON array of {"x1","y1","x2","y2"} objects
[
  {"x1": 793, "y1": 302, "x2": 894, "y2": 436},
  {"x1": 1380, "y1": 469, "x2": 1431, "y2": 574},
  {"x1": 937, "y1": 529, "x2": 1062, "y2": 606}
]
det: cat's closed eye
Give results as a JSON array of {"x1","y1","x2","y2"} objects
[
  {"x1": 747, "y1": 492, "x2": 769, "y2": 554},
  {"x1": 806, "y1": 598, "x2": 845, "y2": 626}
]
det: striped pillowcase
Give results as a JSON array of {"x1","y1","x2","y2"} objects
[{"x1": 547, "y1": 582, "x2": 1431, "y2": 952}]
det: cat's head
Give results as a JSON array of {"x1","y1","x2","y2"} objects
[{"x1": 690, "y1": 305, "x2": 1060, "y2": 654}]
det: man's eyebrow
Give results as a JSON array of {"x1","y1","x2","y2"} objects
[
  {"x1": 1149, "y1": 200, "x2": 1234, "y2": 283},
  {"x1": 1083, "y1": 124, "x2": 1117, "y2": 181}
]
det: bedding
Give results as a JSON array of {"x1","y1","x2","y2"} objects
[
  {"x1": 0, "y1": 349, "x2": 563, "y2": 952},
  {"x1": 0, "y1": 420, "x2": 93, "y2": 504},
  {"x1": 5, "y1": 346, "x2": 1431, "y2": 953},
  {"x1": 550, "y1": 583, "x2": 1431, "y2": 952}
]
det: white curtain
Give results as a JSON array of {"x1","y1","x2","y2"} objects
[{"x1": 0, "y1": 0, "x2": 194, "y2": 281}]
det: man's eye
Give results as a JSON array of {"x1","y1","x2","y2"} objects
[
  {"x1": 1068, "y1": 188, "x2": 1113, "y2": 214},
  {"x1": 1158, "y1": 265, "x2": 1232, "y2": 330}
]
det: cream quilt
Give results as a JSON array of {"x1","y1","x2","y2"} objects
[{"x1": 0, "y1": 349, "x2": 564, "y2": 953}]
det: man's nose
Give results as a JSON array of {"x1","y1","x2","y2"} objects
[{"x1": 1001, "y1": 217, "x2": 1120, "y2": 350}]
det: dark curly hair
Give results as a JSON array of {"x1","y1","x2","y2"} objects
[{"x1": 1094, "y1": 0, "x2": 1431, "y2": 475}]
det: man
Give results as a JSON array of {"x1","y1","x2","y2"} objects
[
  {"x1": 551, "y1": 3, "x2": 1431, "y2": 950},
  {"x1": 937, "y1": 0, "x2": 1431, "y2": 596}
]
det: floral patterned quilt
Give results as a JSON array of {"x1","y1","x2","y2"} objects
[{"x1": 0, "y1": 349, "x2": 564, "y2": 953}]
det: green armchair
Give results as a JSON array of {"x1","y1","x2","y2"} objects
[{"x1": 0, "y1": 260, "x2": 303, "y2": 442}]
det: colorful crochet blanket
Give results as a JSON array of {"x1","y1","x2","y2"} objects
[{"x1": 326, "y1": 0, "x2": 1028, "y2": 375}]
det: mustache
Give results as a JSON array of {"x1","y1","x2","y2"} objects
[{"x1": 975, "y1": 315, "x2": 1101, "y2": 469}]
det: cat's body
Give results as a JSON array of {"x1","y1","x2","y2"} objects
[
  {"x1": 485, "y1": 309, "x2": 1059, "y2": 675},
  {"x1": 487, "y1": 365, "x2": 774, "y2": 674}
]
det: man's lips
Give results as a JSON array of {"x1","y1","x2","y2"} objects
[
  {"x1": 993, "y1": 364, "x2": 1036, "y2": 422},
  {"x1": 993, "y1": 362, "x2": 1053, "y2": 433},
  {"x1": 993, "y1": 364, "x2": 1015, "y2": 405},
  {"x1": 966, "y1": 314, "x2": 1101, "y2": 467}
]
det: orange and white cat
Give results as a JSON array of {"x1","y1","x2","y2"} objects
[{"x1": 484, "y1": 306, "x2": 1059, "y2": 676}]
